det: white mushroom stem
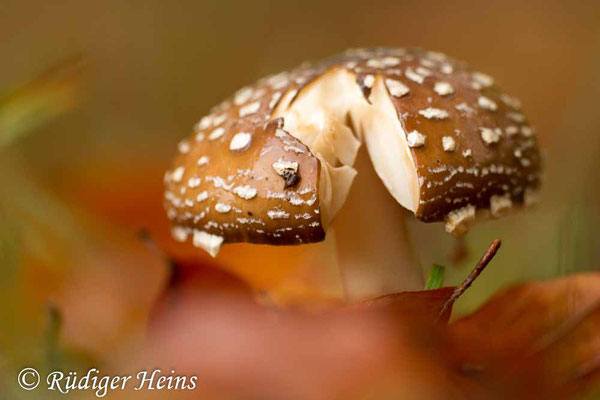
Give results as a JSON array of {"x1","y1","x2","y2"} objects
[
  {"x1": 273, "y1": 69, "x2": 425, "y2": 301},
  {"x1": 331, "y1": 149, "x2": 424, "y2": 301}
]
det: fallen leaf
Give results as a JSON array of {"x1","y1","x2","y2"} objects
[
  {"x1": 448, "y1": 273, "x2": 600, "y2": 399},
  {"x1": 110, "y1": 273, "x2": 600, "y2": 400}
]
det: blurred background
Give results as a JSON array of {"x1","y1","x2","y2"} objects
[{"x1": 1, "y1": 0, "x2": 600, "y2": 398}]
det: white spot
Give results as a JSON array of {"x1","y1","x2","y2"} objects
[
  {"x1": 284, "y1": 145, "x2": 305, "y2": 154},
  {"x1": 514, "y1": 148, "x2": 523, "y2": 158},
  {"x1": 427, "y1": 51, "x2": 447, "y2": 61},
  {"x1": 192, "y1": 211, "x2": 206, "y2": 223},
  {"x1": 288, "y1": 195, "x2": 304, "y2": 206},
  {"x1": 480, "y1": 127, "x2": 502, "y2": 144},
  {"x1": 197, "y1": 191, "x2": 209, "y2": 202},
  {"x1": 233, "y1": 185, "x2": 257, "y2": 200},
  {"x1": 418, "y1": 107, "x2": 449, "y2": 120},
  {"x1": 478, "y1": 96, "x2": 498, "y2": 111},
  {"x1": 472, "y1": 72, "x2": 494, "y2": 89},
  {"x1": 442, "y1": 136, "x2": 456, "y2": 152},
  {"x1": 416, "y1": 67, "x2": 432, "y2": 76},
  {"x1": 234, "y1": 87, "x2": 253, "y2": 105},
  {"x1": 382, "y1": 56, "x2": 402, "y2": 66},
  {"x1": 267, "y1": 73, "x2": 289, "y2": 90},
  {"x1": 237, "y1": 217, "x2": 265, "y2": 225},
  {"x1": 195, "y1": 116, "x2": 212, "y2": 131},
  {"x1": 385, "y1": 79, "x2": 410, "y2": 97},
  {"x1": 441, "y1": 64, "x2": 454, "y2": 74},
  {"x1": 178, "y1": 141, "x2": 190, "y2": 154},
  {"x1": 197, "y1": 156, "x2": 210, "y2": 166},
  {"x1": 171, "y1": 226, "x2": 190, "y2": 242},
  {"x1": 521, "y1": 126, "x2": 534, "y2": 137},
  {"x1": 490, "y1": 194, "x2": 512, "y2": 217},
  {"x1": 266, "y1": 191, "x2": 285, "y2": 199},
  {"x1": 455, "y1": 102, "x2": 475, "y2": 115},
  {"x1": 520, "y1": 158, "x2": 531, "y2": 167},
  {"x1": 188, "y1": 177, "x2": 201, "y2": 188},
  {"x1": 208, "y1": 127, "x2": 225, "y2": 141},
  {"x1": 455, "y1": 182, "x2": 474, "y2": 189},
  {"x1": 500, "y1": 93, "x2": 521, "y2": 109},
  {"x1": 445, "y1": 204, "x2": 476, "y2": 237},
  {"x1": 172, "y1": 166, "x2": 185, "y2": 183},
  {"x1": 507, "y1": 112, "x2": 525, "y2": 123},
  {"x1": 195, "y1": 132, "x2": 205, "y2": 142},
  {"x1": 239, "y1": 101, "x2": 261, "y2": 117},
  {"x1": 252, "y1": 88, "x2": 266, "y2": 99},
  {"x1": 405, "y1": 67, "x2": 425, "y2": 84},
  {"x1": 362, "y1": 74, "x2": 375, "y2": 88},
  {"x1": 505, "y1": 126, "x2": 519, "y2": 136},
  {"x1": 215, "y1": 203, "x2": 232, "y2": 213},
  {"x1": 434, "y1": 81, "x2": 454, "y2": 96},
  {"x1": 164, "y1": 202, "x2": 178, "y2": 215},
  {"x1": 420, "y1": 59, "x2": 436, "y2": 68},
  {"x1": 366, "y1": 57, "x2": 400, "y2": 68},
  {"x1": 462, "y1": 149, "x2": 472, "y2": 158},
  {"x1": 267, "y1": 209, "x2": 290, "y2": 219},
  {"x1": 272, "y1": 159, "x2": 299, "y2": 176},
  {"x1": 229, "y1": 132, "x2": 252, "y2": 152},
  {"x1": 192, "y1": 230, "x2": 224, "y2": 257},
  {"x1": 212, "y1": 114, "x2": 227, "y2": 126},
  {"x1": 407, "y1": 130, "x2": 426, "y2": 147}
]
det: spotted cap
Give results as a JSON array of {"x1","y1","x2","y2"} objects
[{"x1": 165, "y1": 47, "x2": 542, "y2": 255}]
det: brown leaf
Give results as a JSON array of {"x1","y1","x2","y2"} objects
[
  {"x1": 128, "y1": 290, "x2": 455, "y2": 400},
  {"x1": 365, "y1": 287, "x2": 456, "y2": 324},
  {"x1": 448, "y1": 273, "x2": 600, "y2": 399},
  {"x1": 114, "y1": 273, "x2": 600, "y2": 400}
]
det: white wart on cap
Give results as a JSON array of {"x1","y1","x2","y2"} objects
[{"x1": 165, "y1": 47, "x2": 542, "y2": 255}]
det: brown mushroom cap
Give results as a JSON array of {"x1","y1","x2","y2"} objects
[{"x1": 164, "y1": 48, "x2": 542, "y2": 256}]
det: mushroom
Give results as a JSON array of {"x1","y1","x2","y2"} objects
[{"x1": 164, "y1": 48, "x2": 542, "y2": 301}]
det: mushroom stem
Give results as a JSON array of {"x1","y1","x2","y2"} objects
[
  {"x1": 331, "y1": 150, "x2": 424, "y2": 302},
  {"x1": 450, "y1": 236, "x2": 470, "y2": 267}
]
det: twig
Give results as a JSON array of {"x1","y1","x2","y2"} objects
[{"x1": 439, "y1": 239, "x2": 502, "y2": 319}]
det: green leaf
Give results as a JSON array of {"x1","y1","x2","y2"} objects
[
  {"x1": 0, "y1": 56, "x2": 82, "y2": 147},
  {"x1": 425, "y1": 264, "x2": 445, "y2": 290}
]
